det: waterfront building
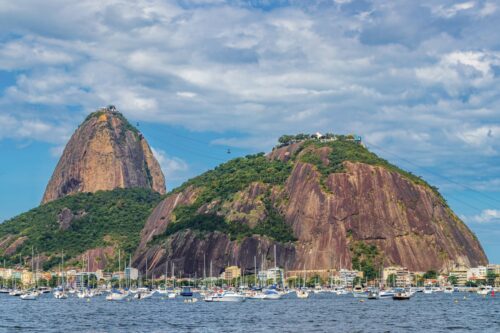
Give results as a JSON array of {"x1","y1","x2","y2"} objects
[
  {"x1": 220, "y1": 266, "x2": 241, "y2": 280},
  {"x1": 125, "y1": 267, "x2": 139, "y2": 280},
  {"x1": 487, "y1": 264, "x2": 500, "y2": 275},
  {"x1": 467, "y1": 266, "x2": 488, "y2": 281},
  {"x1": 112, "y1": 271, "x2": 125, "y2": 281},
  {"x1": 0, "y1": 268, "x2": 13, "y2": 279},
  {"x1": 76, "y1": 272, "x2": 95, "y2": 288},
  {"x1": 258, "y1": 267, "x2": 284, "y2": 284},
  {"x1": 449, "y1": 266, "x2": 468, "y2": 286},
  {"x1": 383, "y1": 266, "x2": 411, "y2": 287},
  {"x1": 338, "y1": 269, "x2": 361, "y2": 286}
]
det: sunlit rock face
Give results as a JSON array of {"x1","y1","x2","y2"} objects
[
  {"x1": 42, "y1": 106, "x2": 166, "y2": 204},
  {"x1": 134, "y1": 143, "x2": 487, "y2": 277}
]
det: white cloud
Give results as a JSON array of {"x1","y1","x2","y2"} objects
[
  {"x1": 431, "y1": 2, "x2": 476, "y2": 18},
  {"x1": 0, "y1": 113, "x2": 70, "y2": 144},
  {"x1": 468, "y1": 209, "x2": 500, "y2": 224},
  {"x1": 151, "y1": 147, "x2": 189, "y2": 183},
  {"x1": 479, "y1": 2, "x2": 497, "y2": 16},
  {"x1": 457, "y1": 125, "x2": 499, "y2": 147},
  {"x1": 0, "y1": 0, "x2": 499, "y2": 194},
  {"x1": 176, "y1": 91, "x2": 197, "y2": 98}
]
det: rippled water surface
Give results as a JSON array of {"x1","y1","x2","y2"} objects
[{"x1": 0, "y1": 292, "x2": 498, "y2": 332}]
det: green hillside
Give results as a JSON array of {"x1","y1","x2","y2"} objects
[
  {"x1": 0, "y1": 188, "x2": 161, "y2": 269},
  {"x1": 152, "y1": 135, "x2": 440, "y2": 245}
]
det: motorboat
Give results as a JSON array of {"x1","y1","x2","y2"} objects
[
  {"x1": 9, "y1": 289, "x2": 23, "y2": 296},
  {"x1": 106, "y1": 290, "x2": 128, "y2": 301},
  {"x1": 393, "y1": 289, "x2": 412, "y2": 300},
  {"x1": 262, "y1": 289, "x2": 282, "y2": 300},
  {"x1": 367, "y1": 288, "x2": 380, "y2": 300},
  {"x1": 477, "y1": 286, "x2": 493, "y2": 295},
  {"x1": 352, "y1": 285, "x2": 369, "y2": 298},
  {"x1": 135, "y1": 290, "x2": 155, "y2": 300},
  {"x1": 296, "y1": 289, "x2": 309, "y2": 299},
  {"x1": 247, "y1": 291, "x2": 266, "y2": 300},
  {"x1": 423, "y1": 286, "x2": 433, "y2": 294},
  {"x1": 379, "y1": 290, "x2": 395, "y2": 299},
  {"x1": 38, "y1": 287, "x2": 51, "y2": 294},
  {"x1": 20, "y1": 291, "x2": 38, "y2": 300},
  {"x1": 0, "y1": 288, "x2": 10, "y2": 293},
  {"x1": 180, "y1": 287, "x2": 193, "y2": 297},
  {"x1": 204, "y1": 291, "x2": 246, "y2": 302},
  {"x1": 332, "y1": 287, "x2": 349, "y2": 295}
]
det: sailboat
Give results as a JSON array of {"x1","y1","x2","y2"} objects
[
  {"x1": 21, "y1": 248, "x2": 39, "y2": 300},
  {"x1": 106, "y1": 249, "x2": 129, "y2": 301},
  {"x1": 167, "y1": 262, "x2": 177, "y2": 299},
  {"x1": 296, "y1": 264, "x2": 309, "y2": 299},
  {"x1": 54, "y1": 251, "x2": 68, "y2": 299}
]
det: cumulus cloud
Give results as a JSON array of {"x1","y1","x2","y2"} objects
[
  {"x1": 151, "y1": 147, "x2": 190, "y2": 185},
  {"x1": 0, "y1": 0, "x2": 498, "y2": 192},
  {"x1": 467, "y1": 209, "x2": 500, "y2": 223}
]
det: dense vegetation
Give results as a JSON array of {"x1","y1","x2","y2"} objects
[
  {"x1": 172, "y1": 153, "x2": 292, "y2": 200},
  {"x1": 295, "y1": 139, "x2": 443, "y2": 199},
  {"x1": 155, "y1": 135, "x2": 446, "y2": 244},
  {"x1": 153, "y1": 153, "x2": 296, "y2": 244},
  {"x1": 349, "y1": 241, "x2": 382, "y2": 281},
  {"x1": 0, "y1": 188, "x2": 161, "y2": 269}
]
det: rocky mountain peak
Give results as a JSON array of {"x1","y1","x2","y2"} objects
[{"x1": 41, "y1": 106, "x2": 166, "y2": 204}]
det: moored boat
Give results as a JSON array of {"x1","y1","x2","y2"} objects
[
  {"x1": 262, "y1": 288, "x2": 282, "y2": 300},
  {"x1": 180, "y1": 287, "x2": 193, "y2": 297},
  {"x1": 296, "y1": 289, "x2": 309, "y2": 299},
  {"x1": 20, "y1": 291, "x2": 38, "y2": 300},
  {"x1": 392, "y1": 289, "x2": 412, "y2": 300},
  {"x1": 367, "y1": 288, "x2": 380, "y2": 300},
  {"x1": 477, "y1": 286, "x2": 493, "y2": 295},
  {"x1": 106, "y1": 290, "x2": 128, "y2": 301},
  {"x1": 204, "y1": 290, "x2": 246, "y2": 302}
]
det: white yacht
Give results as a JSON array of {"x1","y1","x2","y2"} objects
[
  {"x1": 20, "y1": 291, "x2": 38, "y2": 300},
  {"x1": 106, "y1": 290, "x2": 129, "y2": 301},
  {"x1": 204, "y1": 290, "x2": 246, "y2": 302},
  {"x1": 352, "y1": 285, "x2": 369, "y2": 298},
  {"x1": 135, "y1": 290, "x2": 155, "y2": 300},
  {"x1": 423, "y1": 286, "x2": 433, "y2": 294},
  {"x1": 262, "y1": 289, "x2": 282, "y2": 300},
  {"x1": 9, "y1": 289, "x2": 23, "y2": 296}
]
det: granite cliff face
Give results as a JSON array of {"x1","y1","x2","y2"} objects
[
  {"x1": 134, "y1": 140, "x2": 487, "y2": 277},
  {"x1": 42, "y1": 106, "x2": 166, "y2": 204}
]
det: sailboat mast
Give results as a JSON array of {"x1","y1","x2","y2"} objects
[
  {"x1": 254, "y1": 256, "x2": 257, "y2": 288},
  {"x1": 274, "y1": 245, "x2": 277, "y2": 286},
  {"x1": 118, "y1": 249, "x2": 121, "y2": 289}
]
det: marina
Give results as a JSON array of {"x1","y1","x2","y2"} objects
[{"x1": 0, "y1": 287, "x2": 498, "y2": 332}]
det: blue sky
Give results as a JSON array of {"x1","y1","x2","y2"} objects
[{"x1": 0, "y1": 0, "x2": 499, "y2": 263}]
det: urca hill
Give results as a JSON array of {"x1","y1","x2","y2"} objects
[{"x1": 0, "y1": 114, "x2": 488, "y2": 276}]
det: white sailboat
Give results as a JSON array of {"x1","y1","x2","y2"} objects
[
  {"x1": 106, "y1": 249, "x2": 128, "y2": 301},
  {"x1": 204, "y1": 290, "x2": 246, "y2": 302},
  {"x1": 54, "y1": 251, "x2": 68, "y2": 299}
]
